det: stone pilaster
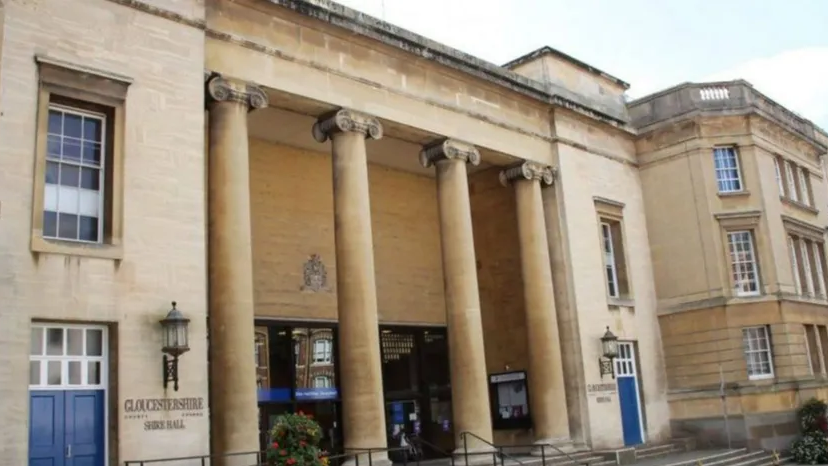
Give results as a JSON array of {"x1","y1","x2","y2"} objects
[
  {"x1": 205, "y1": 75, "x2": 268, "y2": 466},
  {"x1": 500, "y1": 161, "x2": 571, "y2": 452},
  {"x1": 313, "y1": 108, "x2": 388, "y2": 466},
  {"x1": 421, "y1": 139, "x2": 494, "y2": 457}
]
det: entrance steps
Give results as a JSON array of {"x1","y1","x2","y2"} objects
[{"x1": 398, "y1": 440, "x2": 791, "y2": 466}]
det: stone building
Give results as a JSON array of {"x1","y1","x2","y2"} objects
[{"x1": 0, "y1": 0, "x2": 825, "y2": 465}]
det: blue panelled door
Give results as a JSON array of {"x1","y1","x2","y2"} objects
[
  {"x1": 617, "y1": 377, "x2": 643, "y2": 446},
  {"x1": 29, "y1": 390, "x2": 105, "y2": 466},
  {"x1": 615, "y1": 342, "x2": 644, "y2": 446}
]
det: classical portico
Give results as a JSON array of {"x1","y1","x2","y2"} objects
[{"x1": 202, "y1": 64, "x2": 576, "y2": 460}]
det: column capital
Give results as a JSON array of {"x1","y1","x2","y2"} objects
[
  {"x1": 419, "y1": 139, "x2": 481, "y2": 168},
  {"x1": 312, "y1": 108, "x2": 383, "y2": 142},
  {"x1": 206, "y1": 75, "x2": 268, "y2": 111},
  {"x1": 499, "y1": 161, "x2": 556, "y2": 187}
]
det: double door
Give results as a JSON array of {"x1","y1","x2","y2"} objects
[{"x1": 29, "y1": 390, "x2": 106, "y2": 466}]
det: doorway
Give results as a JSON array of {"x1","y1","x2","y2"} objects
[
  {"x1": 28, "y1": 324, "x2": 108, "y2": 466},
  {"x1": 380, "y1": 327, "x2": 453, "y2": 458},
  {"x1": 615, "y1": 341, "x2": 645, "y2": 446}
]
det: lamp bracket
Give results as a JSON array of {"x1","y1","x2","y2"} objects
[
  {"x1": 163, "y1": 354, "x2": 180, "y2": 391},
  {"x1": 598, "y1": 357, "x2": 616, "y2": 380}
]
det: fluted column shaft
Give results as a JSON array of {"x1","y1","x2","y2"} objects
[
  {"x1": 206, "y1": 75, "x2": 269, "y2": 465},
  {"x1": 500, "y1": 162, "x2": 570, "y2": 449},
  {"x1": 421, "y1": 140, "x2": 494, "y2": 454},
  {"x1": 313, "y1": 109, "x2": 387, "y2": 464}
]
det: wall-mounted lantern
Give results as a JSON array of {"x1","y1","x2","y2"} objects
[
  {"x1": 598, "y1": 326, "x2": 618, "y2": 380},
  {"x1": 160, "y1": 301, "x2": 190, "y2": 391}
]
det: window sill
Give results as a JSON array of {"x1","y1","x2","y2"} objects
[
  {"x1": 781, "y1": 196, "x2": 819, "y2": 214},
  {"x1": 607, "y1": 297, "x2": 635, "y2": 308},
  {"x1": 718, "y1": 190, "x2": 750, "y2": 198},
  {"x1": 31, "y1": 234, "x2": 123, "y2": 260}
]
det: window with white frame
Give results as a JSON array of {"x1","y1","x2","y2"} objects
[
  {"x1": 788, "y1": 234, "x2": 828, "y2": 298},
  {"x1": 789, "y1": 236, "x2": 802, "y2": 294},
  {"x1": 727, "y1": 230, "x2": 760, "y2": 296},
  {"x1": 313, "y1": 375, "x2": 332, "y2": 388},
  {"x1": 601, "y1": 222, "x2": 619, "y2": 298},
  {"x1": 785, "y1": 161, "x2": 799, "y2": 202},
  {"x1": 742, "y1": 326, "x2": 774, "y2": 380},
  {"x1": 43, "y1": 105, "x2": 105, "y2": 243},
  {"x1": 774, "y1": 157, "x2": 784, "y2": 196},
  {"x1": 799, "y1": 166, "x2": 812, "y2": 206},
  {"x1": 30, "y1": 325, "x2": 106, "y2": 388},
  {"x1": 312, "y1": 338, "x2": 333, "y2": 364},
  {"x1": 713, "y1": 147, "x2": 743, "y2": 193}
]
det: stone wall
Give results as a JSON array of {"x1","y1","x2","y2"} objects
[
  {"x1": 249, "y1": 139, "x2": 446, "y2": 324},
  {"x1": 0, "y1": 0, "x2": 208, "y2": 464}
]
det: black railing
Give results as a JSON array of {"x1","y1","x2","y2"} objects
[
  {"x1": 124, "y1": 450, "x2": 265, "y2": 466},
  {"x1": 497, "y1": 443, "x2": 588, "y2": 466},
  {"x1": 460, "y1": 431, "x2": 525, "y2": 466},
  {"x1": 124, "y1": 445, "x2": 415, "y2": 466},
  {"x1": 125, "y1": 434, "x2": 590, "y2": 466}
]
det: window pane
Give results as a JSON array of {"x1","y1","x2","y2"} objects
[
  {"x1": 43, "y1": 211, "x2": 58, "y2": 238},
  {"x1": 30, "y1": 328, "x2": 43, "y2": 355},
  {"x1": 46, "y1": 328, "x2": 63, "y2": 355},
  {"x1": 63, "y1": 113, "x2": 82, "y2": 138},
  {"x1": 59, "y1": 164, "x2": 80, "y2": 187},
  {"x1": 30, "y1": 361, "x2": 41, "y2": 385},
  {"x1": 48, "y1": 110, "x2": 62, "y2": 134},
  {"x1": 62, "y1": 138, "x2": 82, "y2": 162},
  {"x1": 82, "y1": 142, "x2": 101, "y2": 165},
  {"x1": 79, "y1": 216, "x2": 99, "y2": 242},
  {"x1": 57, "y1": 213, "x2": 79, "y2": 240},
  {"x1": 68, "y1": 361, "x2": 82, "y2": 385},
  {"x1": 67, "y1": 329, "x2": 83, "y2": 356},
  {"x1": 47, "y1": 135, "x2": 62, "y2": 158},
  {"x1": 83, "y1": 118, "x2": 101, "y2": 141},
  {"x1": 45, "y1": 161, "x2": 59, "y2": 185},
  {"x1": 88, "y1": 361, "x2": 101, "y2": 385},
  {"x1": 80, "y1": 167, "x2": 99, "y2": 190},
  {"x1": 86, "y1": 329, "x2": 103, "y2": 356},
  {"x1": 47, "y1": 361, "x2": 62, "y2": 385}
]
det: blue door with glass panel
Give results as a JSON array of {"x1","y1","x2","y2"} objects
[
  {"x1": 29, "y1": 325, "x2": 107, "y2": 466},
  {"x1": 615, "y1": 342, "x2": 644, "y2": 446}
]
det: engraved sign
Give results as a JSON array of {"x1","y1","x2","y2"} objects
[
  {"x1": 587, "y1": 383, "x2": 617, "y2": 404},
  {"x1": 301, "y1": 254, "x2": 329, "y2": 292},
  {"x1": 123, "y1": 397, "x2": 205, "y2": 431}
]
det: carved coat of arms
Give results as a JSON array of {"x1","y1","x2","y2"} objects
[{"x1": 301, "y1": 254, "x2": 329, "y2": 292}]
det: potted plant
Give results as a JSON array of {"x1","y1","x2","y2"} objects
[{"x1": 266, "y1": 412, "x2": 329, "y2": 466}]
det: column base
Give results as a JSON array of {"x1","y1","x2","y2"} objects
[
  {"x1": 529, "y1": 438, "x2": 576, "y2": 457},
  {"x1": 453, "y1": 445, "x2": 499, "y2": 466},
  {"x1": 342, "y1": 450, "x2": 391, "y2": 466}
]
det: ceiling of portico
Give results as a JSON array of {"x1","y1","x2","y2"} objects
[{"x1": 247, "y1": 89, "x2": 509, "y2": 177}]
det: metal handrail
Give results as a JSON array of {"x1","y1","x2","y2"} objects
[
  {"x1": 498, "y1": 443, "x2": 586, "y2": 466},
  {"x1": 459, "y1": 431, "x2": 525, "y2": 466},
  {"x1": 410, "y1": 435, "x2": 455, "y2": 466},
  {"x1": 124, "y1": 450, "x2": 265, "y2": 466},
  {"x1": 124, "y1": 445, "x2": 414, "y2": 466}
]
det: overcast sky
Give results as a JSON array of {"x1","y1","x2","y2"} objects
[{"x1": 335, "y1": 0, "x2": 828, "y2": 130}]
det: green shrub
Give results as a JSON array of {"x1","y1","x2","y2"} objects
[
  {"x1": 266, "y1": 412, "x2": 329, "y2": 466},
  {"x1": 791, "y1": 398, "x2": 828, "y2": 464}
]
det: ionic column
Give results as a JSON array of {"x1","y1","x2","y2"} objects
[
  {"x1": 312, "y1": 109, "x2": 388, "y2": 464},
  {"x1": 206, "y1": 75, "x2": 268, "y2": 464},
  {"x1": 500, "y1": 162, "x2": 571, "y2": 451},
  {"x1": 420, "y1": 139, "x2": 494, "y2": 456}
]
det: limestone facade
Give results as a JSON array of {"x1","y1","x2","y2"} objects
[{"x1": 0, "y1": 0, "x2": 825, "y2": 465}]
